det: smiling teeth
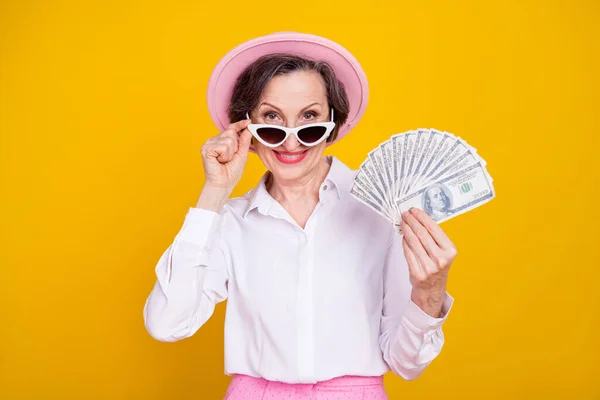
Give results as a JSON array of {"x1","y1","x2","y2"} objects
[{"x1": 279, "y1": 153, "x2": 303, "y2": 159}]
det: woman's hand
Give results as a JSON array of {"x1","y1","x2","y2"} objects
[
  {"x1": 400, "y1": 207, "x2": 457, "y2": 318},
  {"x1": 201, "y1": 119, "x2": 253, "y2": 190},
  {"x1": 196, "y1": 119, "x2": 253, "y2": 211}
]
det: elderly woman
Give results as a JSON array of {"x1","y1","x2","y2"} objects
[{"x1": 143, "y1": 32, "x2": 456, "y2": 399}]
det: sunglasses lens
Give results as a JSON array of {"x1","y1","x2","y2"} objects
[
  {"x1": 298, "y1": 126, "x2": 328, "y2": 144},
  {"x1": 256, "y1": 127, "x2": 286, "y2": 145}
]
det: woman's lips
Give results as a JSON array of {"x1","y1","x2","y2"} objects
[{"x1": 273, "y1": 149, "x2": 309, "y2": 164}]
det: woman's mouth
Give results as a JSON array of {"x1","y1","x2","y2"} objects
[{"x1": 273, "y1": 149, "x2": 309, "y2": 164}]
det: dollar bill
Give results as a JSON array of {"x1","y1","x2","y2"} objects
[
  {"x1": 413, "y1": 130, "x2": 454, "y2": 190},
  {"x1": 391, "y1": 133, "x2": 403, "y2": 198},
  {"x1": 367, "y1": 147, "x2": 395, "y2": 211},
  {"x1": 354, "y1": 169, "x2": 388, "y2": 208},
  {"x1": 405, "y1": 128, "x2": 432, "y2": 195},
  {"x1": 380, "y1": 140, "x2": 395, "y2": 208},
  {"x1": 396, "y1": 162, "x2": 495, "y2": 224},
  {"x1": 413, "y1": 147, "x2": 484, "y2": 193},
  {"x1": 351, "y1": 128, "x2": 494, "y2": 230},
  {"x1": 419, "y1": 134, "x2": 470, "y2": 187},
  {"x1": 403, "y1": 128, "x2": 424, "y2": 196},
  {"x1": 350, "y1": 183, "x2": 393, "y2": 222},
  {"x1": 407, "y1": 128, "x2": 444, "y2": 193},
  {"x1": 399, "y1": 131, "x2": 417, "y2": 197},
  {"x1": 358, "y1": 158, "x2": 388, "y2": 208}
]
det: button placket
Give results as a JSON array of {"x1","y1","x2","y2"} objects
[{"x1": 296, "y1": 227, "x2": 314, "y2": 381}]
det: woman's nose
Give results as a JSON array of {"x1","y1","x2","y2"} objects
[{"x1": 282, "y1": 133, "x2": 301, "y2": 151}]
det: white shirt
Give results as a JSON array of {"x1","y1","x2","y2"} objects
[{"x1": 143, "y1": 156, "x2": 454, "y2": 384}]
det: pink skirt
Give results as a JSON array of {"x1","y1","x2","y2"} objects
[{"x1": 223, "y1": 374, "x2": 388, "y2": 400}]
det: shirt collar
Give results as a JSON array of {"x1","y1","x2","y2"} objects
[
  {"x1": 324, "y1": 155, "x2": 353, "y2": 198},
  {"x1": 243, "y1": 155, "x2": 354, "y2": 219},
  {"x1": 243, "y1": 172, "x2": 273, "y2": 218}
]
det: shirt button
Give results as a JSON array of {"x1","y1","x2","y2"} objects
[{"x1": 322, "y1": 184, "x2": 328, "y2": 190}]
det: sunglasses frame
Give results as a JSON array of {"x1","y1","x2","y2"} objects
[{"x1": 246, "y1": 108, "x2": 335, "y2": 148}]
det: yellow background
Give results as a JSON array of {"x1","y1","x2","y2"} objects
[{"x1": 1, "y1": 0, "x2": 598, "y2": 399}]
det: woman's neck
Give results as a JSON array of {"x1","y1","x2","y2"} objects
[{"x1": 266, "y1": 157, "x2": 331, "y2": 204}]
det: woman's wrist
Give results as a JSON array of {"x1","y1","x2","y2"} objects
[
  {"x1": 410, "y1": 286, "x2": 446, "y2": 318},
  {"x1": 196, "y1": 185, "x2": 233, "y2": 212}
]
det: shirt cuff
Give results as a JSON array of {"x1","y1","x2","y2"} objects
[
  {"x1": 176, "y1": 207, "x2": 222, "y2": 245},
  {"x1": 402, "y1": 292, "x2": 454, "y2": 332}
]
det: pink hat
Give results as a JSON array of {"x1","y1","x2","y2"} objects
[{"x1": 206, "y1": 32, "x2": 369, "y2": 150}]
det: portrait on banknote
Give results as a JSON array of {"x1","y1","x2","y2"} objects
[{"x1": 423, "y1": 184, "x2": 453, "y2": 221}]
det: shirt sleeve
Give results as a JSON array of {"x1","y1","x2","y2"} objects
[
  {"x1": 143, "y1": 207, "x2": 229, "y2": 342},
  {"x1": 378, "y1": 230, "x2": 454, "y2": 380}
]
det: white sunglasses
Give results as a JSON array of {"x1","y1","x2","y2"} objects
[{"x1": 246, "y1": 109, "x2": 335, "y2": 148}]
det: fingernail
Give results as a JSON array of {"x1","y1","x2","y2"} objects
[
  {"x1": 410, "y1": 207, "x2": 418, "y2": 214},
  {"x1": 402, "y1": 211, "x2": 409, "y2": 218}
]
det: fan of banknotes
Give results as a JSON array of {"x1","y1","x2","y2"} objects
[{"x1": 350, "y1": 128, "x2": 495, "y2": 229}]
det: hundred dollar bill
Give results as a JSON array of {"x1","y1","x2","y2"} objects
[
  {"x1": 358, "y1": 158, "x2": 388, "y2": 208},
  {"x1": 350, "y1": 182, "x2": 393, "y2": 222},
  {"x1": 391, "y1": 133, "x2": 403, "y2": 198},
  {"x1": 405, "y1": 128, "x2": 432, "y2": 194},
  {"x1": 417, "y1": 135, "x2": 470, "y2": 188},
  {"x1": 414, "y1": 130, "x2": 454, "y2": 190},
  {"x1": 402, "y1": 129, "x2": 424, "y2": 196},
  {"x1": 368, "y1": 147, "x2": 395, "y2": 211},
  {"x1": 399, "y1": 131, "x2": 417, "y2": 197},
  {"x1": 380, "y1": 140, "x2": 395, "y2": 205},
  {"x1": 401, "y1": 130, "x2": 420, "y2": 196},
  {"x1": 396, "y1": 162, "x2": 495, "y2": 225},
  {"x1": 407, "y1": 128, "x2": 444, "y2": 192},
  {"x1": 354, "y1": 169, "x2": 388, "y2": 209},
  {"x1": 413, "y1": 147, "x2": 485, "y2": 193}
]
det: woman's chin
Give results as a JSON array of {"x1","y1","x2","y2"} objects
[{"x1": 270, "y1": 162, "x2": 308, "y2": 181}]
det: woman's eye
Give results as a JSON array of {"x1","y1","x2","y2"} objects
[
  {"x1": 264, "y1": 112, "x2": 278, "y2": 120},
  {"x1": 304, "y1": 111, "x2": 317, "y2": 119}
]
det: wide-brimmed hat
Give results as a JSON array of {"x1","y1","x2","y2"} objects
[{"x1": 206, "y1": 31, "x2": 369, "y2": 150}]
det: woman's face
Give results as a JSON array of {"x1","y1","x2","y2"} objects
[{"x1": 251, "y1": 70, "x2": 330, "y2": 183}]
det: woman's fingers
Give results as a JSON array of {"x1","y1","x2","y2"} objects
[
  {"x1": 218, "y1": 119, "x2": 251, "y2": 143},
  {"x1": 207, "y1": 136, "x2": 235, "y2": 160},
  {"x1": 237, "y1": 128, "x2": 253, "y2": 157},
  {"x1": 409, "y1": 208, "x2": 454, "y2": 250},
  {"x1": 402, "y1": 237, "x2": 425, "y2": 282},
  {"x1": 219, "y1": 120, "x2": 253, "y2": 159},
  {"x1": 213, "y1": 144, "x2": 232, "y2": 163},
  {"x1": 403, "y1": 208, "x2": 457, "y2": 272},
  {"x1": 402, "y1": 211, "x2": 441, "y2": 261},
  {"x1": 223, "y1": 136, "x2": 238, "y2": 156},
  {"x1": 227, "y1": 118, "x2": 252, "y2": 134},
  {"x1": 400, "y1": 221, "x2": 436, "y2": 274}
]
